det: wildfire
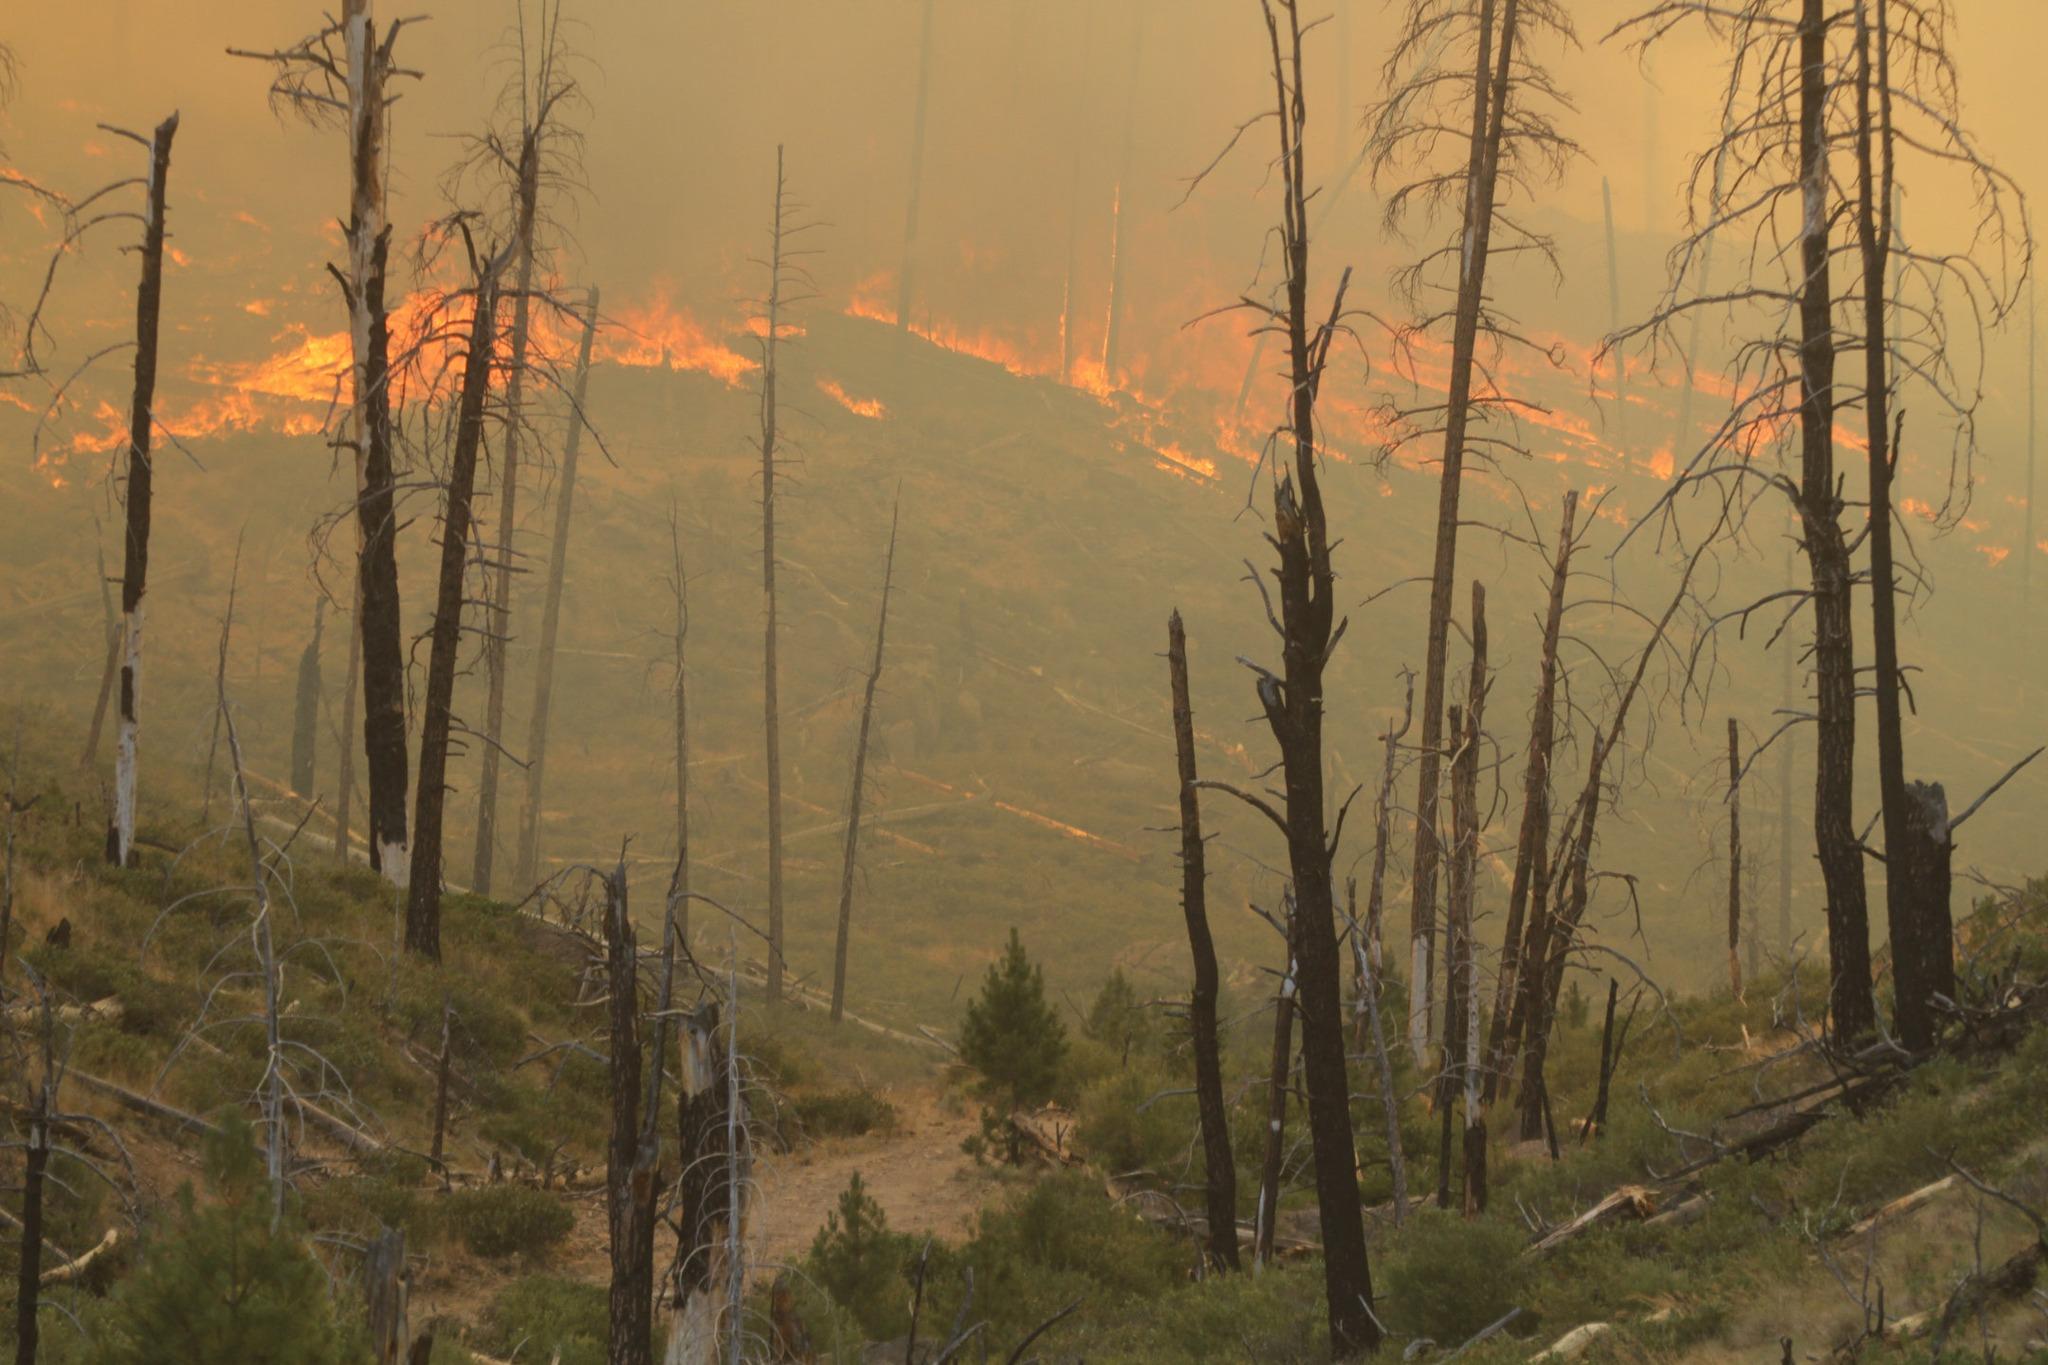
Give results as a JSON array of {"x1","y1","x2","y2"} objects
[
  {"x1": 595, "y1": 287, "x2": 756, "y2": 388},
  {"x1": 817, "y1": 377, "x2": 886, "y2": 419}
]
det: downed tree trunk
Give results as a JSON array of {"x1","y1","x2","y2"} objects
[
  {"x1": 1843, "y1": 1174, "x2": 1955, "y2": 1240},
  {"x1": 38, "y1": 1227, "x2": 119, "y2": 1287},
  {"x1": 1525, "y1": 1187, "x2": 1659, "y2": 1256}
]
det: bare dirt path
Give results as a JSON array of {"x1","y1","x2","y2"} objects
[{"x1": 747, "y1": 1091, "x2": 997, "y2": 1276}]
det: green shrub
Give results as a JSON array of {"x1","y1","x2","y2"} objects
[
  {"x1": 962, "y1": 1170, "x2": 1184, "y2": 1339},
  {"x1": 793, "y1": 1087, "x2": 898, "y2": 1140},
  {"x1": 1378, "y1": 1210, "x2": 1529, "y2": 1347},
  {"x1": 806, "y1": 1172, "x2": 922, "y2": 1341},
  {"x1": 444, "y1": 1184, "x2": 575, "y2": 1259},
  {"x1": 88, "y1": 1114, "x2": 363, "y2": 1364},
  {"x1": 1083, "y1": 966, "x2": 1156, "y2": 1058},
  {"x1": 1075, "y1": 1061, "x2": 1190, "y2": 1176},
  {"x1": 475, "y1": 1276, "x2": 607, "y2": 1365}
]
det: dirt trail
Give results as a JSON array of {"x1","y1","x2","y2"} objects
[{"x1": 747, "y1": 1091, "x2": 996, "y2": 1276}]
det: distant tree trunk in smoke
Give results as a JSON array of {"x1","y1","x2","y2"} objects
[
  {"x1": 291, "y1": 595, "x2": 326, "y2": 797},
  {"x1": 1484, "y1": 490, "x2": 1574, "y2": 1104},
  {"x1": 1359, "y1": 675, "x2": 1412, "y2": 1038},
  {"x1": 2026, "y1": 279, "x2": 2037, "y2": 618},
  {"x1": 830, "y1": 497, "x2": 899, "y2": 1025},
  {"x1": 1777, "y1": 537, "x2": 1794, "y2": 958},
  {"x1": 107, "y1": 113, "x2": 178, "y2": 869},
  {"x1": 663, "y1": 505, "x2": 691, "y2": 953},
  {"x1": 761, "y1": 148, "x2": 791, "y2": 1005},
  {"x1": 1601, "y1": 177, "x2": 1628, "y2": 451},
  {"x1": 1348, "y1": 878, "x2": 1407, "y2": 1226},
  {"x1": 1166, "y1": 610, "x2": 1240, "y2": 1273},
  {"x1": 82, "y1": 536, "x2": 121, "y2": 771},
  {"x1": 513, "y1": 285, "x2": 600, "y2": 892},
  {"x1": 1255, "y1": 900, "x2": 1295, "y2": 1269},
  {"x1": 1404, "y1": 0, "x2": 1520, "y2": 1070},
  {"x1": 895, "y1": 0, "x2": 934, "y2": 332},
  {"x1": 1100, "y1": 3, "x2": 1146, "y2": 384},
  {"x1": 335, "y1": 580, "x2": 361, "y2": 864},
  {"x1": 1444, "y1": 584, "x2": 1485, "y2": 1214},
  {"x1": 473, "y1": 134, "x2": 545, "y2": 898},
  {"x1": 1793, "y1": 0, "x2": 1874, "y2": 1045},
  {"x1": 1727, "y1": 717, "x2": 1743, "y2": 998},
  {"x1": 404, "y1": 276, "x2": 501, "y2": 959}
]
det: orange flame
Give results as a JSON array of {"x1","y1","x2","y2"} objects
[{"x1": 817, "y1": 377, "x2": 886, "y2": 419}]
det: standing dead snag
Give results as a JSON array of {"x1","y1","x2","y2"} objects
[
  {"x1": 1256, "y1": 898, "x2": 1297, "y2": 1269},
  {"x1": 1347, "y1": 879, "x2": 1407, "y2": 1226},
  {"x1": 1439, "y1": 584, "x2": 1486, "y2": 1215},
  {"x1": 291, "y1": 596, "x2": 326, "y2": 798},
  {"x1": 830, "y1": 495, "x2": 900, "y2": 1025},
  {"x1": 1726, "y1": 718, "x2": 1743, "y2": 999},
  {"x1": 81, "y1": 535, "x2": 119, "y2": 771},
  {"x1": 471, "y1": 5, "x2": 584, "y2": 897},
  {"x1": 404, "y1": 263, "x2": 505, "y2": 958},
  {"x1": 1368, "y1": 0, "x2": 1577, "y2": 1067},
  {"x1": 662, "y1": 502, "x2": 692, "y2": 954},
  {"x1": 1358, "y1": 673, "x2": 1412, "y2": 1033},
  {"x1": 11, "y1": 988, "x2": 56, "y2": 1365},
  {"x1": 895, "y1": 0, "x2": 935, "y2": 332},
  {"x1": 1483, "y1": 490, "x2": 1576, "y2": 1105},
  {"x1": 1189, "y1": 2, "x2": 1377, "y2": 1348},
  {"x1": 513, "y1": 284, "x2": 601, "y2": 891},
  {"x1": 106, "y1": 113, "x2": 178, "y2": 869},
  {"x1": 1166, "y1": 611, "x2": 1240, "y2": 1272},
  {"x1": 1891, "y1": 781, "x2": 1955, "y2": 1049},
  {"x1": 668, "y1": 1001, "x2": 739, "y2": 1365},
  {"x1": 602, "y1": 864, "x2": 660, "y2": 1365}
]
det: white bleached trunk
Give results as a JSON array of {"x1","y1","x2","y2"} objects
[{"x1": 111, "y1": 607, "x2": 141, "y2": 864}]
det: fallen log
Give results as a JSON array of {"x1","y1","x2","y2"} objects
[
  {"x1": 1843, "y1": 1174, "x2": 1957, "y2": 1241},
  {"x1": 1526, "y1": 1187, "x2": 1658, "y2": 1256},
  {"x1": 1527, "y1": 1322, "x2": 1610, "y2": 1362},
  {"x1": 1010, "y1": 1106, "x2": 1082, "y2": 1167},
  {"x1": 66, "y1": 1069, "x2": 223, "y2": 1138},
  {"x1": 40, "y1": 1227, "x2": 119, "y2": 1285}
]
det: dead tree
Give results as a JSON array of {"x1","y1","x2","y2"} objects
[
  {"x1": 10, "y1": 986, "x2": 55, "y2": 1365},
  {"x1": 291, "y1": 596, "x2": 326, "y2": 798},
  {"x1": 603, "y1": 863, "x2": 660, "y2": 1365},
  {"x1": 1166, "y1": 611, "x2": 1240, "y2": 1272},
  {"x1": 755, "y1": 147, "x2": 819, "y2": 1005},
  {"x1": 894, "y1": 0, "x2": 935, "y2": 331},
  {"x1": 667, "y1": 1001, "x2": 738, "y2": 1365},
  {"x1": 1727, "y1": 717, "x2": 1743, "y2": 998},
  {"x1": 1188, "y1": 3, "x2": 1378, "y2": 1348},
  {"x1": 1609, "y1": 0, "x2": 2024, "y2": 1046},
  {"x1": 1346, "y1": 878, "x2": 1406, "y2": 1225},
  {"x1": 80, "y1": 535, "x2": 119, "y2": 770},
  {"x1": 1255, "y1": 899, "x2": 1296, "y2": 1269},
  {"x1": 1100, "y1": 3, "x2": 1147, "y2": 383},
  {"x1": 513, "y1": 284, "x2": 601, "y2": 891},
  {"x1": 1367, "y1": 0, "x2": 1578, "y2": 1065},
  {"x1": 470, "y1": 2, "x2": 585, "y2": 896},
  {"x1": 1437, "y1": 585, "x2": 1485, "y2": 1214},
  {"x1": 830, "y1": 495, "x2": 900, "y2": 1025},
  {"x1": 1358, "y1": 672, "x2": 1413, "y2": 1028},
  {"x1": 232, "y1": 2, "x2": 421, "y2": 886},
  {"x1": 105, "y1": 114, "x2": 179, "y2": 869},
  {"x1": 1481, "y1": 490, "x2": 1576, "y2": 1104},
  {"x1": 335, "y1": 580, "x2": 361, "y2": 865},
  {"x1": 661, "y1": 502, "x2": 691, "y2": 951},
  {"x1": 405, "y1": 255, "x2": 507, "y2": 958}
]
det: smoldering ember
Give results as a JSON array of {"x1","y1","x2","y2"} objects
[{"x1": 3, "y1": 1, "x2": 2048, "y2": 1361}]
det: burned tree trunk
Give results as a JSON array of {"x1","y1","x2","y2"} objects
[
  {"x1": 1453, "y1": 587, "x2": 1487, "y2": 1213},
  {"x1": 364, "y1": 1227, "x2": 408, "y2": 1365},
  {"x1": 335, "y1": 580, "x2": 361, "y2": 864},
  {"x1": 403, "y1": 278, "x2": 501, "y2": 958},
  {"x1": 1795, "y1": 0, "x2": 1875, "y2": 1045},
  {"x1": 13, "y1": 1049, "x2": 50, "y2": 1365},
  {"x1": 663, "y1": 506, "x2": 691, "y2": 953},
  {"x1": 831, "y1": 497, "x2": 899, "y2": 1025},
  {"x1": 106, "y1": 113, "x2": 178, "y2": 869},
  {"x1": 472, "y1": 134, "x2": 544, "y2": 898},
  {"x1": 340, "y1": 4, "x2": 412, "y2": 888},
  {"x1": 1727, "y1": 717, "x2": 1743, "y2": 998},
  {"x1": 291, "y1": 596, "x2": 326, "y2": 798},
  {"x1": 669, "y1": 1002, "x2": 739, "y2": 1365},
  {"x1": 1583, "y1": 978, "x2": 1619, "y2": 1142},
  {"x1": 1167, "y1": 611, "x2": 1240, "y2": 1273},
  {"x1": 81, "y1": 537, "x2": 119, "y2": 770},
  {"x1": 1407, "y1": 0, "x2": 1520, "y2": 1069},
  {"x1": 760, "y1": 149, "x2": 791, "y2": 1005},
  {"x1": 603, "y1": 866, "x2": 658, "y2": 1365},
  {"x1": 1359, "y1": 676, "x2": 1413, "y2": 1029},
  {"x1": 513, "y1": 285, "x2": 600, "y2": 891},
  {"x1": 1483, "y1": 490, "x2": 1575, "y2": 1103},
  {"x1": 428, "y1": 995, "x2": 453, "y2": 1174},
  {"x1": 1891, "y1": 781, "x2": 1955, "y2": 1050},
  {"x1": 1348, "y1": 879, "x2": 1407, "y2": 1226},
  {"x1": 895, "y1": 0, "x2": 935, "y2": 331},
  {"x1": 1256, "y1": 903, "x2": 1296, "y2": 1268},
  {"x1": 1100, "y1": 5, "x2": 1146, "y2": 384}
]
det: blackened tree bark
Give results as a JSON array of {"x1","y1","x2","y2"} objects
[
  {"x1": 1794, "y1": 0, "x2": 1875, "y2": 1044},
  {"x1": 1892, "y1": 780, "x2": 1955, "y2": 1048},
  {"x1": 354, "y1": 225, "x2": 411, "y2": 886},
  {"x1": 831, "y1": 496, "x2": 899, "y2": 1024},
  {"x1": 81, "y1": 537, "x2": 119, "y2": 770},
  {"x1": 403, "y1": 275, "x2": 501, "y2": 957},
  {"x1": 513, "y1": 285, "x2": 600, "y2": 891},
  {"x1": 1727, "y1": 717, "x2": 1743, "y2": 998},
  {"x1": 1166, "y1": 610, "x2": 1240, "y2": 1272},
  {"x1": 291, "y1": 596, "x2": 326, "y2": 797},
  {"x1": 663, "y1": 503, "x2": 691, "y2": 953},
  {"x1": 335, "y1": 579, "x2": 360, "y2": 865},
  {"x1": 603, "y1": 864, "x2": 658, "y2": 1365},
  {"x1": 106, "y1": 114, "x2": 178, "y2": 869},
  {"x1": 1483, "y1": 490, "x2": 1575, "y2": 1103}
]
